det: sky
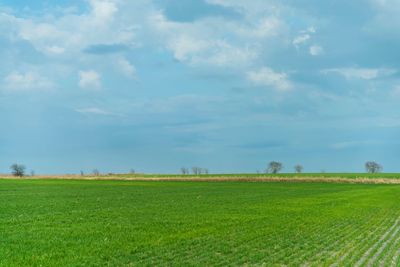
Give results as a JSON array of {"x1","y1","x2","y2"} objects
[{"x1": 1, "y1": 0, "x2": 400, "y2": 174}]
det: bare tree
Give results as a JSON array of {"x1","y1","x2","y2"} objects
[
  {"x1": 92, "y1": 169, "x2": 100, "y2": 176},
  {"x1": 130, "y1": 169, "x2": 135, "y2": 174},
  {"x1": 365, "y1": 161, "x2": 382, "y2": 173},
  {"x1": 192, "y1": 167, "x2": 200, "y2": 175},
  {"x1": 294, "y1": 165, "x2": 303, "y2": 174},
  {"x1": 180, "y1": 167, "x2": 189, "y2": 175},
  {"x1": 80, "y1": 170, "x2": 84, "y2": 176},
  {"x1": 268, "y1": 161, "x2": 283, "y2": 174},
  {"x1": 204, "y1": 168, "x2": 209, "y2": 175},
  {"x1": 10, "y1": 164, "x2": 26, "y2": 177},
  {"x1": 30, "y1": 170, "x2": 35, "y2": 177}
]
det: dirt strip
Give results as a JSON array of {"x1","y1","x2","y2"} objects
[{"x1": 2, "y1": 176, "x2": 400, "y2": 184}]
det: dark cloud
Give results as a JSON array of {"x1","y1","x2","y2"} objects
[{"x1": 153, "y1": 0, "x2": 241, "y2": 22}]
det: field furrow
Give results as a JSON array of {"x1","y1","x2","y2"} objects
[
  {"x1": 367, "y1": 218, "x2": 400, "y2": 266},
  {"x1": 328, "y1": 216, "x2": 392, "y2": 266},
  {"x1": 389, "y1": 237, "x2": 400, "y2": 266},
  {"x1": 353, "y1": 217, "x2": 400, "y2": 267},
  {"x1": 378, "y1": 229, "x2": 400, "y2": 266},
  {"x1": 307, "y1": 213, "x2": 388, "y2": 266}
]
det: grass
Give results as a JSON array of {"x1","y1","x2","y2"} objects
[
  {"x1": 1, "y1": 179, "x2": 400, "y2": 266},
  {"x1": 108, "y1": 172, "x2": 400, "y2": 179}
]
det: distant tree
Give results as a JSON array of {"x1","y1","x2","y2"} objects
[
  {"x1": 268, "y1": 161, "x2": 283, "y2": 174},
  {"x1": 294, "y1": 165, "x2": 303, "y2": 174},
  {"x1": 30, "y1": 170, "x2": 35, "y2": 177},
  {"x1": 365, "y1": 161, "x2": 382, "y2": 173},
  {"x1": 80, "y1": 170, "x2": 84, "y2": 176},
  {"x1": 180, "y1": 167, "x2": 189, "y2": 175},
  {"x1": 130, "y1": 169, "x2": 135, "y2": 174},
  {"x1": 192, "y1": 167, "x2": 200, "y2": 175},
  {"x1": 191, "y1": 167, "x2": 207, "y2": 175},
  {"x1": 92, "y1": 169, "x2": 100, "y2": 176},
  {"x1": 10, "y1": 164, "x2": 26, "y2": 177}
]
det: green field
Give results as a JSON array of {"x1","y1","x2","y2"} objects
[
  {"x1": 1, "y1": 179, "x2": 400, "y2": 266},
  {"x1": 112, "y1": 172, "x2": 400, "y2": 179}
]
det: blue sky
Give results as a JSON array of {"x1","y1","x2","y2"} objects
[{"x1": 1, "y1": 0, "x2": 400, "y2": 174}]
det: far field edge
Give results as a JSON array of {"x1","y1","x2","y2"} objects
[{"x1": 1, "y1": 175, "x2": 400, "y2": 184}]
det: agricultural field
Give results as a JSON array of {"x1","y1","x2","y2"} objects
[
  {"x1": 1, "y1": 179, "x2": 400, "y2": 266},
  {"x1": 108, "y1": 172, "x2": 400, "y2": 180}
]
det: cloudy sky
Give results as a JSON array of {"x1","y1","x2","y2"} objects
[{"x1": 1, "y1": 0, "x2": 400, "y2": 174}]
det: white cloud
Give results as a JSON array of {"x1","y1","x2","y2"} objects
[
  {"x1": 164, "y1": 35, "x2": 257, "y2": 67},
  {"x1": 309, "y1": 45, "x2": 324, "y2": 56},
  {"x1": 293, "y1": 34, "x2": 310, "y2": 47},
  {"x1": 3, "y1": 71, "x2": 54, "y2": 91},
  {"x1": 75, "y1": 107, "x2": 123, "y2": 116},
  {"x1": 149, "y1": 10, "x2": 282, "y2": 68},
  {"x1": 167, "y1": 35, "x2": 210, "y2": 62},
  {"x1": 45, "y1": 45, "x2": 65, "y2": 55},
  {"x1": 0, "y1": 0, "x2": 288, "y2": 81},
  {"x1": 6, "y1": 0, "x2": 134, "y2": 57},
  {"x1": 293, "y1": 27, "x2": 317, "y2": 48},
  {"x1": 0, "y1": 0, "x2": 309, "y2": 95},
  {"x1": 165, "y1": 33, "x2": 257, "y2": 67},
  {"x1": 331, "y1": 140, "x2": 383, "y2": 149},
  {"x1": 305, "y1": 26, "x2": 316, "y2": 34},
  {"x1": 78, "y1": 70, "x2": 101, "y2": 89},
  {"x1": 89, "y1": 0, "x2": 118, "y2": 24},
  {"x1": 247, "y1": 67, "x2": 291, "y2": 91},
  {"x1": 237, "y1": 17, "x2": 283, "y2": 38},
  {"x1": 117, "y1": 58, "x2": 137, "y2": 78},
  {"x1": 322, "y1": 67, "x2": 396, "y2": 80},
  {"x1": 192, "y1": 40, "x2": 258, "y2": 67}
]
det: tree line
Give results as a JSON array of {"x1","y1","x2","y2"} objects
[
  {"x1": 6, "y1": 160, "x2": 384, "y2": 178},
  {"x1": 180, "y1": 167, "x2": 209, "y2": 175},
  {"x1": 259, "y1": 161, "x2": 383, "y2": 174},
  {"x1": 7, "y1": 165, "x2": 138, "y2": 177}
]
